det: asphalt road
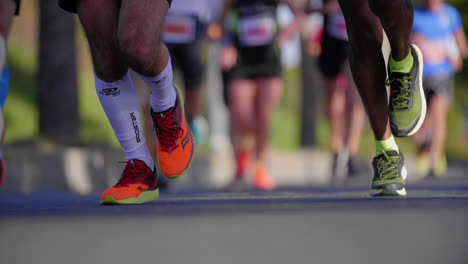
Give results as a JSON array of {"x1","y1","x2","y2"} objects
[{"x1": 1, "y1": 177, "x2": 467, "y2": 264}]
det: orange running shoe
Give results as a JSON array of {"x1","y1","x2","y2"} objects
[
  {"x1": 235, "y1": 148, "x2": 252, "y2": 180},
  {"x1": 152, "y1": 87, "x2": 194, "y2": 179},
  {"x1": 100, "y1": 160, "x2": 159, "y2": 205},
  {"x1": 253, "y1": 162, "x2": 275, "y2": 191}
]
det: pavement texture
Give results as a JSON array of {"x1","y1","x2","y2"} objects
[{"x1": 1, "y1": 176, "x2": 468, "y2": 264}]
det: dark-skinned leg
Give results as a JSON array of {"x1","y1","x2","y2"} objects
[
  {"x1": 369, "y1": 0, "x2": 426, "y2": 137},
  {"x1": 368, "y1": 0, "x2": 413, "y2": 61},
  {"x1": 339, "y1": 0, "x2": 407, "y2": 196}
]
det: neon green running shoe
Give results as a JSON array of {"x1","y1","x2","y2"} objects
[
  {"x1": 371, "y1": 150, "x2": 407, "y2": 197},
  {"x1": 388, "y1": 44, "x2": 426, "y2": 137}
]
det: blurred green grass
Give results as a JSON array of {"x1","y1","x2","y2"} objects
[{"x1": 5, "y1": 41, "x2": 468, "y2": 158}]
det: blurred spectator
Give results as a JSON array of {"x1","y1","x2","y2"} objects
[
  {"x1": 0, "y1": 0, "x2": 20, "y2": 186},
  {"x1": 412, "y1": 0, "x2": 468, "y2": 177}
]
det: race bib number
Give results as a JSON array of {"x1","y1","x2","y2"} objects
[
  {"x1": 327, "y1": 14, "x2": 348, "y2": 41},
  {"x1": 162, "y1": 14, "x2": 196, "y2": 44},
  {"x1": 239, "y1": 14, "x2": 277, "y2": 47}
]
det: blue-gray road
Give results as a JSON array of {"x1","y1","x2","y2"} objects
[{"x1": 1, "y1": 177, "x2": 467, "y2": 264}]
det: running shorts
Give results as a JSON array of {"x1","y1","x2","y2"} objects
[
  {"x1": 229, "y1": 45, "x2": 282, "y2": 80},
  {"x1": 423, "y1": 75, "x2": 455, "y2": 104},
  {"x1": 319, "y1": 33, "x2": 349, "y2": 78},
  {"x1": 58, "y1": 0, "x2": 172, "y2": 13}
]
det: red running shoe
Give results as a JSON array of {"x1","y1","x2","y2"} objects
[
  {"x1": 100, "y1": 160, "x2": 159, "y2": 205},
  {"x1": 152, "y1": 87, "x2": 194, "y2": 179}
]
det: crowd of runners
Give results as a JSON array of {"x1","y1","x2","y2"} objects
[{"x1": 0, "y1": 0, "x2": 466, "y2": 203}]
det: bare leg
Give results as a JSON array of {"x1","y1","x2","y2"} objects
[
  {"x1": 339, "y1": 0, "x2": 391, "y2": 140},
  {"x1": 77, "y1": 0, "x2": 127, "y2": 81},
  {"x1": 343, "y1": 65, "x2": 365, "y2": 156},
  {"x1": 254, "y1": 77, "x2": 283, "y2": 163},
  {"x1": 325, "y1": 76, "x2": 346, "y2": 154},
  {"x1": 229, "y1": 79, "x2": 256, "y2": 179},
  {"x1": 118, "y1": 0, "x2": 170, "y2": 76},
  {"x1": 427, "y1": 95, "x2": 449, "y2": 162},
  {"x1": 229, "y1": 79, "x2": 256, "y2": 151},
  {"x1": 185, "y1": 87, "x2": 202, "y2": 120},
  {"x1": 368, "y1": 0, "x2": 413, "y2": 60}
]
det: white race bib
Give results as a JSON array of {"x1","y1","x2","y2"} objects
[
  {"x1": 162, "y1": 14, "x2": 196, "y2": 44},
  {"x1": 239, "y1": 14, "x2": 276, "y2": 47}
]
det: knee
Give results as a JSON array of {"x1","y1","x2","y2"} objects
[{"x1": 118, "y1": 29, "x2": 164, "y2": 72}]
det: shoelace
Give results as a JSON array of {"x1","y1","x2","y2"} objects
[
  {"x1": 387, "y1": 75, "x2": 412, "y2": 110},
  {"x1": 115, "y1": 160, "x2": 150, "y2": 187},
  {"x1": 153, "y1": 109, "x2": 183, "y2": 153},
  {"x1": 376, "y1": 152, "x2": 399, "y2": 180}
]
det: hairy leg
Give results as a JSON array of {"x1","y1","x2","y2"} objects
[
  {"x1": 254, "y1": 77, "x2": 283, "y2": 162},
  {"x1": 339, "y1": 0, "x2": 391, "y2": 140},
  {"x1": 118, "y1": 0, "x2": 170, "y2": 76},
  {"x1": 368, "y1": 0, "x2": 413, "y2": 61},
  {"x1": 77, "y1": 0, "x2": 127, "y2": 81}
]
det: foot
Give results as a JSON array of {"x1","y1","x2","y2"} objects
[
  {"x1": 152, "y1": 86, "x2": 194, "y2": 179},
  {"x1": 235, "y1": 148, "x2": 252, "y2": 180},
  {"x1": 371, "y1": 150, "x2": 407, "y2": 197},
  {"x1": 253, "y1": 163, "x2": 275, "y2": 191},
  {"x1": 100, "y1": 160, "x2": 159, "y2": 205},
  {"x1": 331, "y1": 148, "x2": 349, "y2": 183},
  {"x1": 388, "y1": 44, "x2": 426, "y2": 137}
]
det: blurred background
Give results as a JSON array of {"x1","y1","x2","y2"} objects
[{"x1": 1, "y1": 0, "x2": 467, "y2": 193}]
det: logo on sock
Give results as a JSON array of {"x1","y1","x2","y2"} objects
[
  {"x1": 130, "y1": 112, "x2": 141, "y2": 143},
  {"x1": 152, "y1": 76, "x2": 168, "y2": 85},
  {"x1": 99, "y1": 87, "x2": 120, "y2": 97}
]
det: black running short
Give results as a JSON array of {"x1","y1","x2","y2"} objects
[
  {"x1": 13, "y1": 0, "x2": 20, "y2": 15},
  {"x1": 58, "y1": 0, "x2": 172, "y2": 13},
  {"x1": 229, "y1": 45, "x2": 282, "y2": 80},
  {"x1": 319, "y1": 33, "x2": 349, "y2": 78},
  {"x1": 423, "y1": 75, "x2": 455, "y2": 104}
]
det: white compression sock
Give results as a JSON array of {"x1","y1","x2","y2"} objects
[
  {"x1": 94, "y1": 72, "x2": 154, "y2": 169},
  {"x1": 135, "y1": 57, "x2": 176, "y2": 112}
]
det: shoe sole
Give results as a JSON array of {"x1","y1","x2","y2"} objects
[
  {"x1": 370, "y1": 166, "x2": 407, "y2": 197},
  {"x1": 158, "y1": 85, "x2": 194, "y2": 179},
  {"x1": 394, "y1": 44, "x2": 427, "y2": 137},
  {"x1": 100, "y1": 189, "x2": 160, "y2": 205}
]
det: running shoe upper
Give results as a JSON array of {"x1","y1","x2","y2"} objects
[
  {"x1": 100, "y1": 159, "x2": 158, "y2": 202},
  {"x1": 152, "y1": 89, "x2": 194, "y2": 179},
  {"x1": 388, "y1": 45, "x2": 426, "y2": 137}
]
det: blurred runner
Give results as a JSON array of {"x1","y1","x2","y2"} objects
[
  {"x1": 337, "y1": 0, "x2": 426, "y2": 196},
  {"x1": 0, "y1": 0, "x2": 20, "y2": 186},
  {"x1": 132, "y1": 0, "x2": 216, "y2": 188},
  {"x1": 411, "y1": 0, "x2": 468, "y2": 177},
  {"x1": 59, "y1": 0, "x2": 194, "y2": 204},
  {"x1": 309, "y1": 0, "x2": 365, "y2": 182},
  {"x1": 215, "y1": 0, "x2": 301, "y2": 190}
]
